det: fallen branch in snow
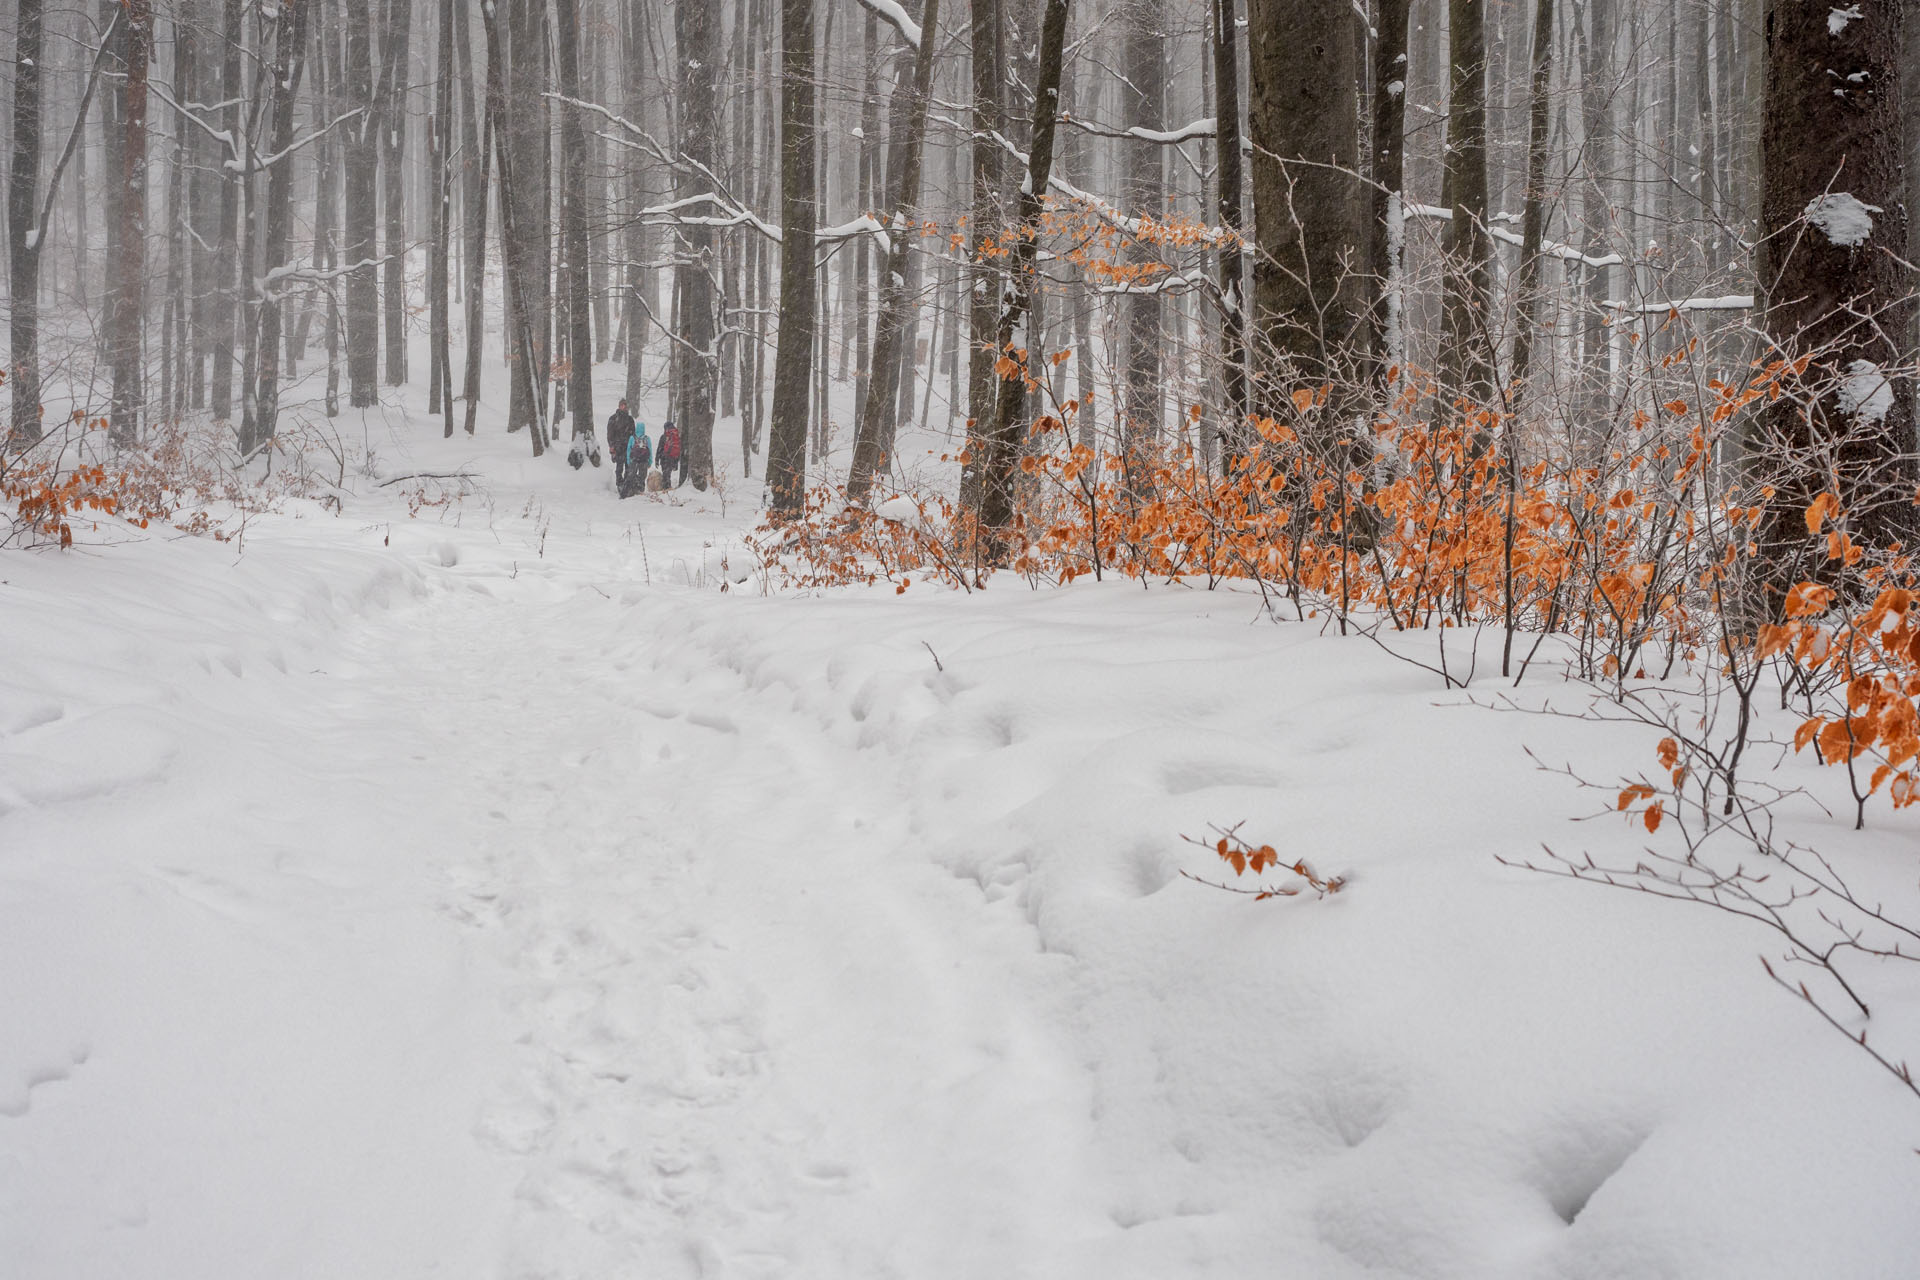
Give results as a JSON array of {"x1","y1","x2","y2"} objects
[{"x1": 375, "y1": 471, "x2": 480, "y2": 488}]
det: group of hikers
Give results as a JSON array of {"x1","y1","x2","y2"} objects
[{"x1": 604, "y1": 400, "x2": 683, "y2": 498}]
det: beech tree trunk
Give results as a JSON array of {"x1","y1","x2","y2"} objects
[
  {"x1": 1212, "y1": 0, "x2": 1249, "y2": 463},
  {"x1": 210, "y1": 0, "x2": 244, "y2": 420},
  {"x1": 767, "y1": 0, "x2": 818, "y2": 516},
  {"x1": 1507, "y1": 0, "x2": 1557, "y2": 403},
  {"x1": 847, "y1": 0, "x2": 942, "y2": 502},
  {"x1": 555, "y1": 0, "x2": 594, "y2": 443},
  {"x1": 380, "y1": 0, "x2": 415, "y2": 387},
  {"x1": 1756, "y1": 0, "x2": 1916, "y2": 571},
  {"x1": 8, "y1": 0, "x2": 45, "y2": 448},
  {"x1": 973, "y1": 0, "x2": 1071, "y2": 547},
  {"x1": 676, "y1": 0, "x2": 720, "y2": 487},
  {"x1": 108, "y1": 0, "x2": 153, "y2": 446},
  {"x1": 241, "y1": 0, "x2": 311, "y2": 455},
  {"x1": 1246, "y1": 0, "x2": 1367, "y2": 422},
  {"x1": 345, "y1": 5, "x2": 380, "y2": 407},
  {"x1": 1440, "y1": 0, "x2": 1496, "y2": 407}
]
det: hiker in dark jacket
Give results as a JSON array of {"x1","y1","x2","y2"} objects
[
  {"x1": 659, "y1": 420, "x2": 682, "y2": 488},
  {"x1": 607, "y1": 400, "x2": 636, "y2": 492}
]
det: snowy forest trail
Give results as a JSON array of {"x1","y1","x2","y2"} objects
[
  {"x1": 8, "y1": 487, "x2": 1920, "y2": 1280},
  {"x1": 322, "y1": 564, "x2": 1097, "y2": 1279}
]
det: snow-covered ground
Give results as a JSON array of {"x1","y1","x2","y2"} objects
[{"x1": 5, "y1": 364, "x2": 1920, "y2": 1278}]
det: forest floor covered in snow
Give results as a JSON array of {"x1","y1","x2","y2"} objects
[{"x1": 6, "y1": 377, "x2": 1920, "y2": 1278}]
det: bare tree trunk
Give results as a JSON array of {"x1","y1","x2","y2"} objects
[
  {"x1": 481, "y1": 0, "x2": 544, "y2": 454},
  {"x1": 1507, "y1": 0, "x2": 1556, "y2": 402},
  {"x1": 380, "y1": 0, "x2": 415, "y2": 386},
  {"x1": 958, "y1": 0, "x2": 1005, "y2": 509},
  {"x1": 431, "y1": 0, "x2": 454, "y2": 427},
  {"x1": 973, "y1": 0, "x2": 1071, "y2": 547},
  {"x1": 241, "y1": 0, "x2": 310, "y2": 455},
  {"x1": 846, "y1": 0, "x2": 943, "y2": 502},
  {"x1": 1120, "y1": 0, "x2": 1166, "y2": 447},
  {"x1": 676, "y1": 0, "x2": 720, "y2": 487},
  {"x1": 1440, "y1": 0, "x2": 1495, "y2": 407},
  {"x1": 460, "y1": 0, "x2": 490, "y2": 436},
  {"x1": 345, "y1": 3, "x2": 380, "y2": 406},
  {"x1": 210, "y1": 0, "x2": 244, "y2": 420},
  {"x1": 1212, "y1": 0, "x2": 1249, "y2": 462},
  {"x1": 1756, "y1": 0, "x2": 1916, "y2": 567},
  {"x1": 1246, "y1": 0, "x2": 1366, "y2": 418},
  {"x1": 556, "y1": 0, "x2": 594, "y2": 446},
  {"x1": 1366, "y1": 0, "x2": 1412, "y2": 398},
  {"x1": 504, "y1": 0, "x2": 551, "y2": 436},
  {"x1": 108, "y1": 0, "x2": 153, "y2": 446},
  {"x1": 768, "y1": 0, "x2": 817, "y2": 515},
  {"x1": 8, "y1": 0, "x2": 46, "y2": 448}
]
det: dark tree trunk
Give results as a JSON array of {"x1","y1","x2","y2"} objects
[
  {"x1": 767, "y1": 0, "x2": 817, "y2": 516},
  {"x1": 210, "y1": 0, "x2": 244, "y2": 420},
  {"x1": 1120, "y1": 0, "x2": 1166, "y2": 446},
  {"x1": 973, "y1": 0, "x2": 1071, "y2": 547},
  {"x1": 108, "y1": 0, "x2": 153, "y2": 446},
  {"x1": 241, "y1": 0, "x2": 311, "y2": 455},
  {"x1": 380, "y1": 0, "x2": 415, "y2": 386},
  {"x1": 1212, "y1": 0, "x2": 1249, "y2": 463},
  {"x1": 958, "y1": 0, "x2": 1005, "y2": 509},
  {"x1": 481, "y1": 0, "x2": 544, "y2": 454},
  {"x1": 676, "y1": 0, "x2": 720, "y2": 487},
  {"x1": 345, "y1": 4, "x2": 380, "y2": 406},
  {"x1": 8, "y1": 0, "x2": 45, "y2": 447},
  {"x1": 431, "y1": 0, "x2": 454, "y2": 426},
  {"x1": 1245, "y1": 0, "x2": 1367, "y2": 420},
  {"x1": 1507, "y1": 0, "x2": 1556, "y2": 402},
  {"x1": 847, "y1": 0, "x2": 943, "y2": 502},
  {"x1": 556, "y1": 0, "x2": 594, "y2": 445},
  {"x1": 1440, "y1": 0, "x2": 1495, "y2": 407},
  {"x1": 1756, "y1": 0, "x2": 1917, "y2": 569},
  {"x1": 460, "y1": 0, "x2": 489, "y2": 436},
  {"x1": 504, "y1": 0, "x2": 551, "y2": 436}
]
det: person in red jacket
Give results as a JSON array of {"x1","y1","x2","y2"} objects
[{"x1": 659, "y1": 420, "x2": 682, "y2": 488}]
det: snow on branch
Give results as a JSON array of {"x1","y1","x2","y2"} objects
[
  {"x1": 850, "y1": 0, "x2": 922, "y2": 48},
  {"x1": 1601, "y1": 294, "x2": 1755, "y2": 314},
  {"x1": 1058, "y1": 114, "x2": 1217, "y2": 145},
  {"x1": 1404, "y1": 201, "x2": 1623, "y2": 269}
]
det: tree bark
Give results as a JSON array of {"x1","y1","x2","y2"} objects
[
  {"x1": 676, "y1": 0, "x2": 720, "y2": 487},
  {"x1": 8, "y1": 0, "x2": 46, "y2": 448},
  {"x1": 209, "y1": 0, "x2": 244, "y2": 419},
  {"x1": 1120, "y1": 0, "x2": 1166, "y2": 447},
  {"x1": 973, "y1": 0, "x2": 1071, "y2": 547},
  {"x1": 1366, "y1": 0, "x2": 1412, "y2": 397},
  {"x1": 1440, "y1": 0, "x2": 1495, "y2": 408},
  {"x1": 1245, "y1": 0, "x2": 1367, "y2": 419},
  {"x1": 767, "y1": 0, "x2": 818, "y2": 516},
  {"x1": 555, "y1": 0, "x2": 594, "y2": 445},
  {"x1": 241, "y1": 0, "x2": 311, "y2": 455},
  {"x1": 1756, "y1": 0, "x2": 1917, "y2": 569},
  {"x1": 108, "y1": 0, "x2": 152, "y2": 446},
  {"x1": 482, "y1": 0, "x2": 545, "y2": 454},
  {"x1": 1212, "y1": 0, "x2": 1249, "y2": 463},
  {"x1": 380, "y1": 0, "x2": 415, "y2": 386},
  {"x1": 460, "y1": 0, "x2": 489, "y2": 436},
  {"x1": 345, "y1": 2, "x2": 380, "y2": 406},
  {"x1": 846, "y1": 0, "x2": 943, "y2": 502},
  {"x1": 1506, "y1": 0, "x2": 1556, "y2": 403}
]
